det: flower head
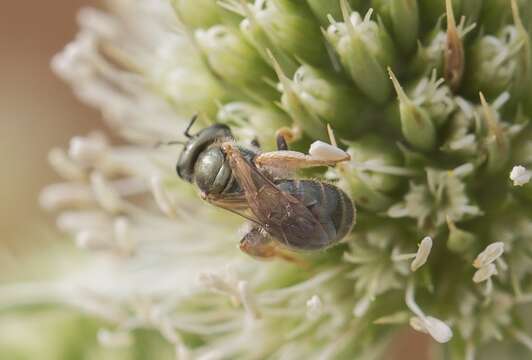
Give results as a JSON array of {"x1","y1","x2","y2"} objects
[{"x1": 4, "y1": 0, "x2": 532, "y2": 358}]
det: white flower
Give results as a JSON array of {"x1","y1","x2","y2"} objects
[
  {"x1": 473, "y1": 242, "x2": 505, "y2": 269},
  {"x1": 405, "y1": 282, "x2": 453, "y2": 343},
  {"x1": 510, "y1": 165, "x2": 531, "y2": 186},
  {"x1": 410, "y1": 236, "x2": 433, "y2": 272},
  {"x1": 409, "y1": 316, "x2": 453, "y2": 344},
  {"x1": 473, "y1": 263, "x2": 498, "y2": 283},
  {"x1": 391, "y1": 236, "x2": 433, "y2": 272}
]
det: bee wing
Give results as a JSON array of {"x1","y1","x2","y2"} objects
[
  {"x1": 222, "y1": 143, "x2": 329, "y2": 249},
  {"x1": 205, "y1": 192, "x2": 263, "y2": 226}
]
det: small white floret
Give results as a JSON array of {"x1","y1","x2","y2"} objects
[
  {"x1": 309, "y1": 141, "x2": 349, "y2": 161},
  {"x1": 473, "y1": 242, "x2": 504, "y2": 268},
  {"x1": 510, "y1": 165, "x2": 531, "y2": 186},
  {"x1": 411, "y1": 237, "x2": 433, "y2": 272},
  {"x1": 410, "y1": 316, "x2": 453, "y2": 343},
  {"x1": 473, "y1": 263, "x2": 498, "y2": 283}
]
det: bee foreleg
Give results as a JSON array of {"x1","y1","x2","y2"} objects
[
  {"x1": 239, "y1": 227, "x2": 308, "y2": 268},
  {"x1": 254, "y1": 150, "x2": 349, "y2": 170}
]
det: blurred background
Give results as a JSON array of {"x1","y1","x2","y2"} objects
[
  {"x1": 0, "y1": 1, "x2": 429, "y2": 358},
  {"x1": 0, "y1": 0, "x2": 100, "y2": 260}
]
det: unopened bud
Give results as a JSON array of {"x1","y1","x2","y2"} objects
[
  {"x1": 246, "y1": 0, "x2": 328, "y2": 67},
  {"x1": 287, "y1": 65, "x2": 375, "y2": 138},
  {"x1": 268, "y1": 52, "x2": 327, "y2": 140},
  {"x1": 371, "y1": 0, "x2": 419, "y2": 54},
  {"x1": 218, "y1": 102, "x2": 289, "y2": 151},
  {"x1": 325, "y1": 3, "x2": 396, "y2": 104},
  {"x1": 464, "y1": 24, "x2": 526, "y2": 98},
  {"x1": 170, "y1": 0, "x2": 222, "y2": 29},
  {"x1": 479, "y1": 92, "x2": 509, "y2": 174},
  {"x1": 195, "y1": 25, "x2": 275, "y2": 99},
  {"x1": 389, "y1": 69, "x2": 436, "y2": 151}
]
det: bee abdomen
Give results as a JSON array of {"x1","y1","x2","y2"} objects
[{"x1": 276, "y1": 180, "x2": 355, "y2": 245}]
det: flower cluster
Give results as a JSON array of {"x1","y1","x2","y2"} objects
[{"x1": 3, "y1": 0, "x2": 532, "y2": 358}]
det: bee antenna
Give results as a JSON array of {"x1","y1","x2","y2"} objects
[
  {"x1": 184, "y1": 114, "x2": 198, "y2": 138},
  {"x1": 155, "y1": 140, "x2": 186, "y2": 148}
]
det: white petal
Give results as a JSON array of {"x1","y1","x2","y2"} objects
[
  {"x1": 309, "y1": 141, "x2": 349, "y2": 161},
  {"x1": 473, "y1": 263, "x2": 498, "y2": 283},
  {"x1": 410, "y1": 316, "x2": 453, "y2": 343},
  {"x1": 473, "y1": 242, "x2": 504, "y2": 268},
  {"x1": 510, "y1": 165, "x2": 531, "y2": 186},
  {"x1": 424, "y1": 316, "x2": 453, "y2": 343},
  {"x1": 411, "y1": 236, "x2": 433, "y2": 272}
]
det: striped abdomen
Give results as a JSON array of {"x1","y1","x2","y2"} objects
[{"x1": 275, "y1": 179, "x2": 355, "y2": 249}]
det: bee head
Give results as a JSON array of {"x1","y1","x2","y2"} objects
[{"x1": 176, "y1": 117, "x2": 233, "y2": 182}]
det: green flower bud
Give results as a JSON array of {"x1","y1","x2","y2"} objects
[
  {"x1": 195, "y1": 25, "x2": 276, "y2": 99},
  {"x1": 408, "y1": 70, "x2": 456, "y2": 127},
  {"x1": 306, "y1": 0, "x2": 362, "y2": 26},
  {"x1": 245, "y1": 0, "x2": 329, "y2": 67},
  {"x1": 410, "y1": 17, "x2": 474, "y2": 79},
  {"x1": 447, "y1": 217, "x2": 477, "y2": 253},
  {"x1": 155, "y1": 60, "x2": 226, "y2": 117},
  {"x1": 325, "y1": 2, "x2": 397, "y2": 104},
  {"x1": 464, "y1": 24, "x2": 527, "y2": 99},
  {"x1": 409, "y1": 20, "x2": 446, "y2": 76},
  {"x1": 371, "y1": 0, "x2": 419, "y2": 54},
  {"x1": 479, "y1": 92, "x2": 510, "y2": 174},
  {"x1": 388, "y1": 69, "x2": 436, "y2": 151},
  {"x1": 235, "y1": 3, "x2": 299, "y2": 76},
  {"x1": 170, "y1": 0, "x2": 221, "y2": 29},
  {"x1": 217, "y1": 102, "x2": 290, "y2": 150},
  {"x1": 269, "y1": 53, "x2": 327, "y2": 140},
  {"x1": 288, "y1": 65, "x2": 375, "y2": 138},
  {"x1": 173, "y1": 0, "x2": 242, "y2": 29}
]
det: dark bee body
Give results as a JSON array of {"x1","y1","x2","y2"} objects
[
  {"x1": 176, "y1": 122, "x2": 355, "y2": 256},
  {"x1": 274, "y1": 179, "x2": 354, "y2": 250}
]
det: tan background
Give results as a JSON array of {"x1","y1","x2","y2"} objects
[
  {"x1": 0, "y1": 1, "x2": 430, "y2": 359},
  {"x1": 0, "y1": 0, "x2": 100, "y2": 257}
]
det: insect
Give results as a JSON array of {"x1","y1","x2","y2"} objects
[{"x1": 175, "y1": 115, "x2": 356, "y2": 262}]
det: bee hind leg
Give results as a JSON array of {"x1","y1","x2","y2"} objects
[
  {"x1": 256, "y1": 126, "x2": 349, "y2": 171},
  {"x1": 240, "y1": 227, "x2": 308, "y2": 268}
]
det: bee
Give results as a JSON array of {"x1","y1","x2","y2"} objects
[{"x1": 175, "y1": 115, "x2": 355, "y2": 261}]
